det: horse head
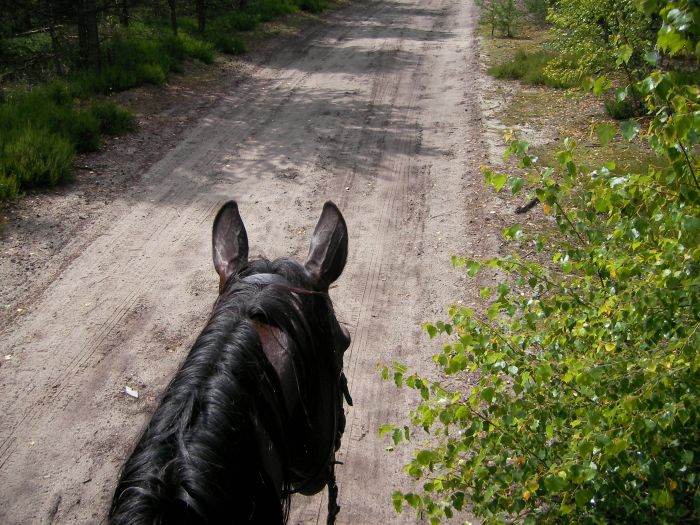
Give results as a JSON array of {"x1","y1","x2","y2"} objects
[{"x1": 110, "y1": 201, "x2": 351, "y2": 524}]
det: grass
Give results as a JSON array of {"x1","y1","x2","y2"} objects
[{"x1": 488, "y1": 49, "x2": 578, "y2": 89}]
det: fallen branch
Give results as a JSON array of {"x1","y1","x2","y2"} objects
[{"x1": 515, "y1": 197, "x2": 538, "y2": 214}]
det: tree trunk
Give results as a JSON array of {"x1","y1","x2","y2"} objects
[
  {"x1": 77, "y1": 0, "x2": 100, "y2": 70},
  {"x1": 167, "y1": 0, "x2": 177, "y2": 34},
  {"x1": 196, "y1": 0, "x2": 206, "y2": 33},
  {"x1": 47, "y1": 0, "x2": 65, "y2": 75},
  {"x1": 120, "y1": 0, "x2": 129, "y2": 26}
]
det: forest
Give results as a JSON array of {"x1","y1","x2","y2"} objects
[{"x1": 0, "y1": 0, "x2": 325, "y2": 199}]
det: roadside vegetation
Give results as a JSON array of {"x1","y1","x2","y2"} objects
[
  {"x1": 0, "y1": 0, "x2": 332, "y2": 201},
  {"x1": 383, "y1": 0, "x2": 700, "y2": 523}
]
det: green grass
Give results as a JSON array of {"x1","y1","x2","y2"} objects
[
  {"x1": 488, "y1": 49, "x2": 578, "y2": 89},
  {"x1": 0, "y1": 127, "x2": 75, "y2": 197},
  {"x1": 89, "y1": 100, "x2": 137, "y2": 135}
]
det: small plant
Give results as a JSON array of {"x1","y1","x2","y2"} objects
[
  {"x1": 476, "y1": 0, "x2": 522, "y2": 38},
  {"x1": 523, "y1": 0, "x2": 550, "y2": 24},
  {"x1": 488, "y1": 49, "x2": 577, "y2": 88},
  {"x1": 179, "y1": 33, "x2": 216, "y2": 64},
  {"x1": 1, "y1": 127, "x2": 74, "y2": 190},
  {"x1": 298, "y1": 0, "x2": 327, "y2": 13},
  {"x1": 89, "y1": 100, "x2": 137, "y2": 135},
  {"x1": 209, "y1": 34, "x2": 247, "y2": 55}
]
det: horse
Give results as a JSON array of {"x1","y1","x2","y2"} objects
[{"x1": 109, "y1": 201, "x2": 352, "y2": 524}]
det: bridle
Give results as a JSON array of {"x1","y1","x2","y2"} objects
[{"x1": 237, "y1": 272, "x2": 353, "y2": 524}]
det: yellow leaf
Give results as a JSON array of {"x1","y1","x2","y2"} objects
[
  {"x1": 670, "y1": 480, "x2": 678, "y2": 491},
  {"x1": 605, "y1": 343, "x2": 615, "y2": 352},
  {"x1": 523, "y1": 490, "x2": 531, "y2": 501},
  {"x1": 543, "y1": 204, "x2": 552, "y2": 215}
]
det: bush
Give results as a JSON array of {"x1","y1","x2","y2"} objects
[
  {"x1": 89, "y1": 100, "x2": 137, "y2": 135},
  {"x1": 488, "y1": 50, "x2": 577, "y2": 88},
  {"x1": 213, "y1": 12, "x2": 261, "y2": 32},
  {"x1": 0, "y1": 81, "x2": 135, "y2": 200},
  {"x1": 476, "y1": 0, "x2": 522, "y2": 37},
  {"x1": 179, "y1": 33, "x2": 216, "y2": 64},
  {"x1": 603, "y1": 91, "x2": 645, "y2": 119},
  {"x1": 298, "y1": 0, "x2": 327, "y2": 13},
  {"x1": 1, "y1": 127, "x2": 74, "y2": 189},
  {"x1": 209, "y1": 34, "x2": 247, "y2": 55},
  {"x1": 251, "y1": 0, "x2": 299, "y2": 22},
  {"x1": 0, "y1": 173, "x2": 20, "y2": 200},
  {"x1": 523, "y1": 0, "x2": 549, "y2": 23}
]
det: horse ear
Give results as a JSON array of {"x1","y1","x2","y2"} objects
[
  {"x1": 305, "y1": 201, "x2": 348, "y2": 289},
  {"x1": 212, "y1": 201, "x2": 249, "y2": 291}
]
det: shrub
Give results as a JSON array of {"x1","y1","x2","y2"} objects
[
  {"x1": 603, "y1": 89, "x2": 646, "y2": 119},
  {"x1": 213, "y1": 12, "x2": 261, "y2": 32},
  {"x1": 1, "y1": 127, "x2": 74, "y2": 189},
  {"x1": 488, "y1": 50, "x2": 577, "y2": 88},
  {"x1": 209, "y1": 34, "x2": 247, "y2": 55},
  {"x1": 251, "y1": 0, "x2": 299, "y2": 22},
  {"x1": 298, "y1": 0, "x2": 327, "y2": 13},
  {"x1": 476, "y1": 0, "x2": 522, "y2": 37},
  {"x1": 89, "y1": 100, "x2": 137, "y2": 135},
  {"x1": 0, "y1": 80, "x2": 135, "y2": 200},
  {"x1": 523, "y1": 0, "x2": 549, "y2": 23},
  {"x1": 179, "y1": 33, "x2": 216, "y2": 64},
  {"x1": 0, "y1": 173, "x2": 20, "y2": 200}
]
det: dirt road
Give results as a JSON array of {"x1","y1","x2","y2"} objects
[{"x1": 0, "y1": 0, "x2": 507, "y2": 522}]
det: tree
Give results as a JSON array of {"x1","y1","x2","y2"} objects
[
  {"x1": 383, "y1": 0, "x2": 700, "y2": 523},
  {"x1": 76, "y1": 0, "x2": 100, "y2": 69}
]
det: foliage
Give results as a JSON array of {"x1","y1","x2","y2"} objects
[
  {"x1": 545, "y1": 0, "x2": 659, "y2": 89},
  {"x1": 383, "y1": 0, "x2": 700, "y2": 523},
  {"x1": 488, "y1": 50, "x2": 578, "y2": 88},
  {"x1": 523, "y1": 0, "x2": 551, "y2": 24},
  {"x1": 476, "y1": 0, "x2": 522, "y2": 37},
  {"x1": 0, "y1": 127, "x2": 74, "y2": 196},
  {"x1": 0, "y1": 82, "x2": 136, "y2": 200},
  {"x1": 298, "y1": 0, "x2": 329, "y2": 13},
  {"x1": 88, "y1": 100, "x2": 137, "y2": 135}
]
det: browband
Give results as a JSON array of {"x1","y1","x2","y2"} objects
[{"x1": 239, "y1": 273, "x2": 291, "y2": 287}]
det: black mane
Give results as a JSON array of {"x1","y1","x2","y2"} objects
[{"x1": 109, "y1": 257, "x2": 340, "y2": 524}]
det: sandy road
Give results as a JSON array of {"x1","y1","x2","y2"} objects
[{"x1": 0, "y1": 0, "x2": 504, "y2": 522}]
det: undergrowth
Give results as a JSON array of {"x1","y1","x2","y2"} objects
[
  {"x1": 0, "y1": 0, "x2": 331, "y2": 201},
  {"x1": 488, "y1": 49, "x2": 578, "y2": 89}
]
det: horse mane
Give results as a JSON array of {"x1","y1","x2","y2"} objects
[{"x1": 109, "y1": 257, "x2": 335, "y2": 525}]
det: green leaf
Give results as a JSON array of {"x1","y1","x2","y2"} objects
[
  {"x1": 404, "y1": 493, "x2": 421, "y2": 509},
  {"x1": 466, "y1": 260, "x2": 481, "y2": 277},
  {"x1": 491, "y1": 173, "x2": 508, "y2": 192},
  {"x1": 544, "y1": 475, "x2": 567, "y2": 493},
  {"x1": 508, "y1": 176, "x2": 525, "y2": 194},
  {"x1": 591, "y1": 75, "x2": 611, "y2": 96},
  {"x1": 392, "y1": 491, "x2": 404, "y2": 513},
  {"x1": 620, "y1": 120, "x2": 640, "y2": 141},
  {"x1": 595, "y1": 123, "x2": 617, "y2": 146},
  {"x1": 504, "y1": 224, "x2": 523, "y2": 240},
  {"x1": 616, "y1": 44, "x2": 633, "y2": 65}
]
